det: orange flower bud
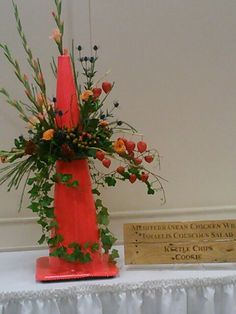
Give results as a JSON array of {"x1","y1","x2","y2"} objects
[
  {"x1": 38, "y1": 73, "x2": 44, "y2": 85},
  {"x1": 99, "y1": 120, "x2": 109, "y2": 127},
  {"x1": 23, "y1": 74, "x2": 28, "y2": 81},
  {"x1": 36, "y1": 93, "x2": 44, "y2": 106},
  {"x1": 80, "y1": 90, "x2": 93, "y2": 101},
  {"x1": 50, "y1": 28, "x2": 62, "y2": 44},
  {"x1": 42, "y1": 129, "x2": 55, "y2": 141}
]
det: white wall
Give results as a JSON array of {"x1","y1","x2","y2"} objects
[{"x1": 0, "y1": 0, "x2": 236, "y2": 249}]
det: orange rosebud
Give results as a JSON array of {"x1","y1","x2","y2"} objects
[
  {"x1": 42, "y1": 129, "x2": 55, "y2": 141},
  {"x1": 50, "y1": 28, "x2": 62, "y2": 44},
  {"x1": 81, "y1": 90, "x2": 93, "y2": 101},
  {"x1": 113, "y1": 139, "x2": 126, "y2": 154},
  {"x1": 99, "y1": 120, "x2": 109, "y2": 127}
]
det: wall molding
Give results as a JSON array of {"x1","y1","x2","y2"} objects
[{"x1": 1, "y1": 205, "x2": 236, "y2": 251}]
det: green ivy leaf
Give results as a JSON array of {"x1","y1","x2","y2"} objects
[
  {"x1": 84, "y1": 242, "x2": 90, "y2": 249},
  {"x1": 148, "y1": 188, "x2": 155, "y2": 195},
  {"x1": 48, "y1": 234, "x2": 64, "y2": 246},
  {"x1": 97, "y1": 207, "x2": 109, "y2": 226},
  {"x1": 28, "y1": 202, "x2": 39, "y2": 212},
  {"x1": 49, "y1": 220, "x2": 59, "y2": 229},
  {"x1": 40, "y1": 195, "x2": 53, "y2": 207},
  {"x1": 66, "y1": 180, "x2": 79, "y2": 188},
  {"x1": 91, "y1": 242, "x2": 99, "y2": 252},
  {"x1": 92, "y1": 188, "x2": 101, "y2": 196},
  {"x1": 86, "y1": 118, "x2": 99, "y2": 129},
  {"x1": 59, "y1": 173, "x2": 73, "y2": 183},
  {"x1": 109, "y1": 248, "x2": 119, "y2": 263},
  {"x1": 29, "y1": 184, "x2": 40, "y2": 197},
  {"x1": 38, "y1": 234, "x2": 46, "y2": 245},
  {"x1": 44, "y1": 207, "x2": 55, "y2": 218},
  {"x1": 27, "y1": 177, "x2": 36, "y2": 186},
  {"x1": 122, "y1": 172, "x2": 130, "y2": 179},
  {"x1": 128, "y1": 168, "x2": 139, "y2": 175},
  {"x1": 50, "y1": 246, "x2": 66, "y2": 258},
  {"x1": 68, "y1": 242, "x2": 80, "y2": 249},
  {"x1": 82, "y1": 252, "x2": 92, "y2": 263},
  {"x1": 37, "y1": 218, "x2": 47, "y2": 228},
  {"x1": 100, "y1": 228, "x2": 117, "y2": 252},
  {"x1": 105, "y1": 176, "x2": 116, "y2": 187},
  {"x1": 87, "y1": 149, "x2": 96, "y2": 158},
  {"x1": 95, "y1": 199, "x2": 103, "y2": 208}
]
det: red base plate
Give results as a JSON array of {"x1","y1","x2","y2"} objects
[{"x1": 36, "y1": 254, "x2": 119, "y2": 282}]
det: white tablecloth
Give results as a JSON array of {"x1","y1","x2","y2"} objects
[{"x1": 1, "y1": 246, "x2": 236, "y2": 314}]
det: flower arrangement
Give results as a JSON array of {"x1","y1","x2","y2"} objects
[{"x1": 0, "y1": 0, "x2": 166, "y2": 264}]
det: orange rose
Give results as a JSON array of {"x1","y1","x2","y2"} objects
[
  {"x1": 81, "y1": 90, "x2": 93, "y2": 101},
  {"x1": 113, "y1": 139, "x2": 126, "y2": 154},
  {"x1": 42, "y1": 129, "x2": 55, "y2": 141},
  {"x1": 99, "y1": 120, "x2": 109, "y2": 127}
]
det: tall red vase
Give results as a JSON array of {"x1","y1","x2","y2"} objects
[{"x1": 35, "y1": 54, "x2": 118, "y2": 281}]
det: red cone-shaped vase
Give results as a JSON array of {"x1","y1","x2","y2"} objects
[{"x1": 36, "y1": 54, "x2": 118, "y2": 281}]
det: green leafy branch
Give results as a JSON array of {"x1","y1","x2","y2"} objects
[
  {"x1": 0, "y1": 88, "x2": 30, "y2": 123},
  {"x1": 12, "y1": 0, "x2": 47, "y2": 96},
  {"x1": 0, "y1": 43, "x2": 39, "y2": 110},
  {"x1": 52, "y1": 0, "x2": 64, "y2": 55}
]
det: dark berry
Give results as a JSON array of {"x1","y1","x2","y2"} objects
[
  {"x1": 90, "y1": 57, "x2": 95, "y2": 63},
  {"x1": 53, "y1": 97, "x2": 56, "y2": 103},
  {"x1": 114, "y1": 101, "x2": 119, "y2": 108},
  {"x1": 57, "y1": 110, "x2": 63, "y2": 117},
  {"x1": 55, "y1": 130, "x2": 66, "y2": 144},
  {"x1": 84, "y1": 56, "x2": 88, "y2": 62},
  {"x1": 93, "y1": 45, "x2": 98, "y2": 51},
  {"x1": 117, "y1": 121, "x2": 123, "y2": 126},
  {"x1": 77, "y1": 45, "x2": 82, "y2": 51}
]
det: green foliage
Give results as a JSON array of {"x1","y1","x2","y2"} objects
[
  {"x1": 104, "y1": 176, "x2": 116, "y2": 187},
  {"x1": 96, "y1": 198, "x2": 119, "y2": 262},
  {"x1": 109, "y1": 249, "x2": 120, "y2": 263},
  {"x1": 50, "y1": 241, "x2": 99, "y2": 263}
]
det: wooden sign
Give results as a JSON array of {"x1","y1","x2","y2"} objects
[{"x1": 123, "y1": 220, "x2": 236, "y2": 264}]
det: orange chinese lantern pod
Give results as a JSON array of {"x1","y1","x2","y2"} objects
[
  {"x1": 55, "y1": 54, "x2": 80, "y2": 128},
  {"x1": 35, "y1": 55, "x2": 118, "y2": 281}
]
